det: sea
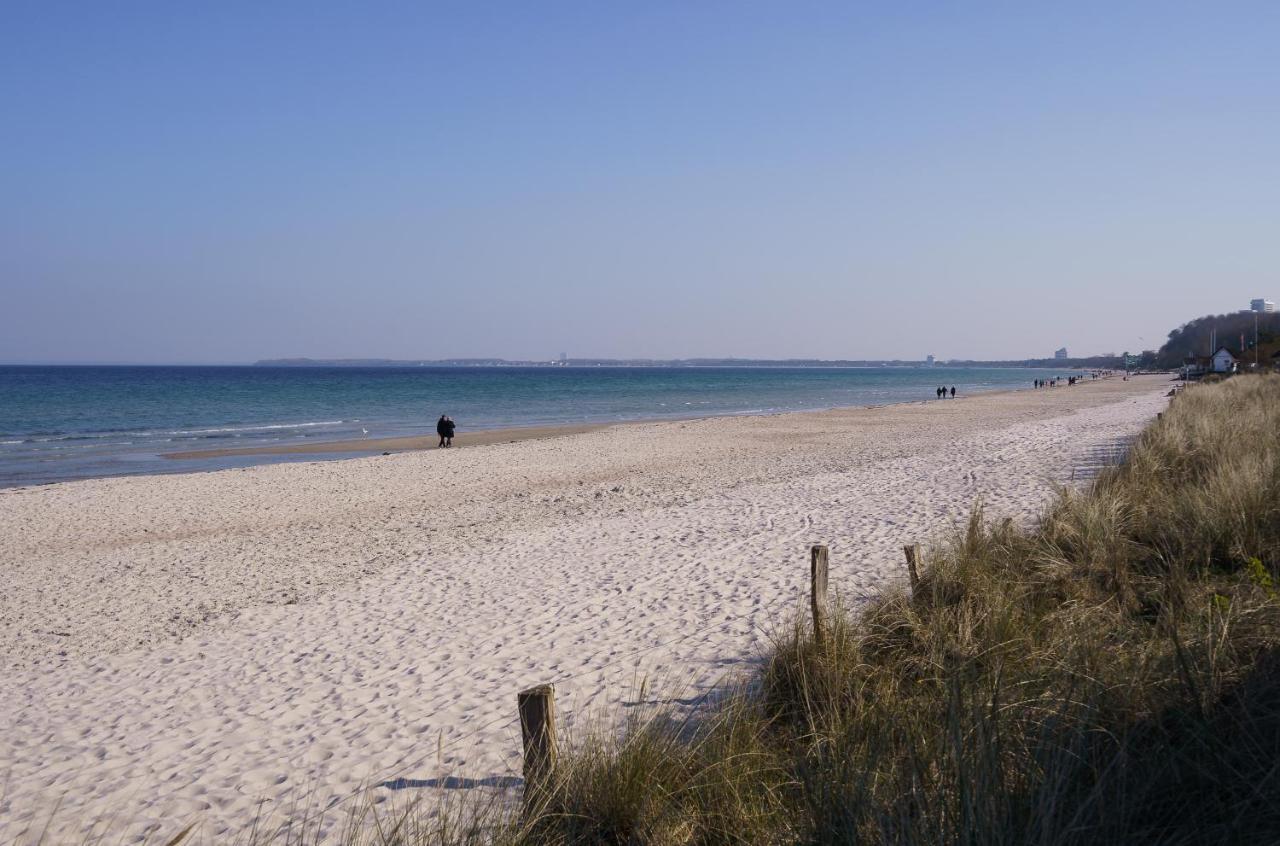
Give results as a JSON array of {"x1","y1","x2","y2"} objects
[{"x1": 0, "y1": 365, "x2": 1083, "y2": 487}]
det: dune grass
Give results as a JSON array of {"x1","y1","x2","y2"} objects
[{"x1": 42, "y1": 374, "x2": 1280, "y2": 845}]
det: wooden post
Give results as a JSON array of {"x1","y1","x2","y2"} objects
[
  {"x1": 904, "y1": 544, "x2": 922, "y2": 596},
  {"x1": 810, "y1": 544, "x2": 829, "y2": 646},
  {"x1": 519, "y1": 684, "x2": 557, "y2": 812}
]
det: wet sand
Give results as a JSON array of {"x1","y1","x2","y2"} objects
[{"x1": 164, "y1": 421, "x2": 610, "y2": 460}]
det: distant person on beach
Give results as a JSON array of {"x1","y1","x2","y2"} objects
[
  {"x1": 950, "y1": 386, "x2": 956, "y2": 398},
  {"x1": 936, "y1": 386, "x2": 942, "y2": 399},
  {"x1": 443, "y1": 415, "x2": 456, "y2": 447},
  {"x1": 436, "y1": 414, "x2": 448, "y2": 448}
]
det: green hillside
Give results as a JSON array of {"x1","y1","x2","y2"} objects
[{"x1": 1157, "y1": 311, "x2": 1280, "y2": 369}]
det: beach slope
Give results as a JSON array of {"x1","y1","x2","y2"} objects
[{"x1": 0, "y1": 376, "x2": 1169, "y2": 842}]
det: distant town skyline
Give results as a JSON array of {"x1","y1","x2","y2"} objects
[
  {"x1": 3, "y1": 4, "x2": 1278, "y2": 364},
  {"x1": 0, "y1": 292, "x2": 1273, "y2": 366}
]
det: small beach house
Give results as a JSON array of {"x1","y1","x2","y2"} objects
[
  {"x1": 1181, "y1": 356, "x2": 1208, "y2": 380},
  {"x1": 1211, "y1": 347, "x2": 1237, "y2": 374}
]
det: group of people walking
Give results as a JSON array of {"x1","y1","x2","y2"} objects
[
  {"x1": 936, "y1": 386, "x2": 956, "y2": 398},
  {"x1": 435, "y1": 414, "x2": 456, "y2": 447}
]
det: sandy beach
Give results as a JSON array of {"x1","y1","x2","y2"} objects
[{"x1": 0, "y1": 376, "x2": 1170, "y2": 843}]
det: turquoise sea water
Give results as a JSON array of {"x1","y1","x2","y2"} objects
[{"x1": 0, "y1": 365, "x2": 1083, "y2": 487}]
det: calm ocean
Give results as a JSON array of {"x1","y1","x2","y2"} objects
[{"x1": 0, "y1": 365, "x2": 1079, "y2": 487}]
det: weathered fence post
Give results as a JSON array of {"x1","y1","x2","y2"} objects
[
  {"x1": 903, "y1": 544, "x2": 922, "y2": 597},
  {"x1": 519, "y1": 684, "x2": 557, "y2": 813},
  {"x1": 810, "y1": 544, "x2": 829, "y2": 646}
]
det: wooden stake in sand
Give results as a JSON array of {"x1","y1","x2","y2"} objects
[
  {"x1": 518, "y1": 684, "x2": 557, "y2": 812},
  {"x1": 811, "y1": 544, "x2": 829, "y2": 647},
  {"x1": 904, "y1": 544, "x2": 922, "y2": 596}
]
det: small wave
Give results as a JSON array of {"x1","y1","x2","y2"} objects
[
  {"x1": 26, "y1": 427, "x2": 163, "y2": 442},
  {"x1": 162, "y1": 420, "x2": 346, "y2": 436},
  {"x1": 22, "y1": 420, "x2": 348, "y2": 443}
]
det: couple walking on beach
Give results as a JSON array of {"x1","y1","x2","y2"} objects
[
  {"x1": 436, "y1": 414, "x2": 456, "y2": 447},
  {"x1": 936, "y1": 386, "x2": 956, "y2": 399}
]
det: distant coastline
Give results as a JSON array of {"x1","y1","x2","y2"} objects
[{"x1": 256, "y1": 356, "x2": 1127, "y2": 370}]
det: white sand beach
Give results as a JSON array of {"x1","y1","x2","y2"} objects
[{"x1": 0, "y1": 376, "x2": 1170, "y2": 843}]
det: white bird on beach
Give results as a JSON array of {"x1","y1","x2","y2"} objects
[{"x1": 362, "y1": 428, "x2": 369, "y2": 436}]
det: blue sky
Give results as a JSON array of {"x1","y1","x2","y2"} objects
[{"x1": 2, "y1": 2, "x2": 1277, "y2": 362}]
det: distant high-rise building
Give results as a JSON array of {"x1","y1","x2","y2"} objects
[
  {"x1": 558, "y1": 352, "x2": 567, "y2": 362},
  {"x1": 1251, "y1": 298, "x2": 1276, "y2": 313},
  {"x1": 1054, "y1": 347, "x2": 1068, "y2": 360},
  {"x1": 925, "y1": 354, "x2": 935, "y2": 366}
]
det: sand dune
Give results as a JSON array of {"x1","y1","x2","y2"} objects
[{"x1": 0, "y1": 376, "x2": 1169, "y2": 842}]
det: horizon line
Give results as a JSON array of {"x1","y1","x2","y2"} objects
[{"x1": 1, "y1": 354, "x2": 1123, "y2": 367}]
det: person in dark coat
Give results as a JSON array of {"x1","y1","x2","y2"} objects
[
  {"x1": 436, "y1": 414, "x2": 448, "y2": 448},
  {"x1": 443, "y1": 415, "x2": 456, "y2": 447},
  {"x1": 950, "y1": 386, "x2": 956, "y2": 398}
]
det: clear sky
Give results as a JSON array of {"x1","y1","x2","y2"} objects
[{"x1": 2, "y1": 2, "x2": 1277, "y2": 363}]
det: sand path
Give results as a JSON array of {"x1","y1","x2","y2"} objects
[{"x1": 0, "y1": 376, "x2": 1169, "y2": 842}]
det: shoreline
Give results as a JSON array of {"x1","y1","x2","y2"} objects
[
  {"x1": 162, "y1": 420, "x2": 613, "y2": 459},
  {"x1": 161, "y1": 378, "x2": 1130, "y2": 463}
]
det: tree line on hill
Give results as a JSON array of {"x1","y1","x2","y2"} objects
[{"x1": 1156, "y1": 311, "x2": 1280, "y2": 370}]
